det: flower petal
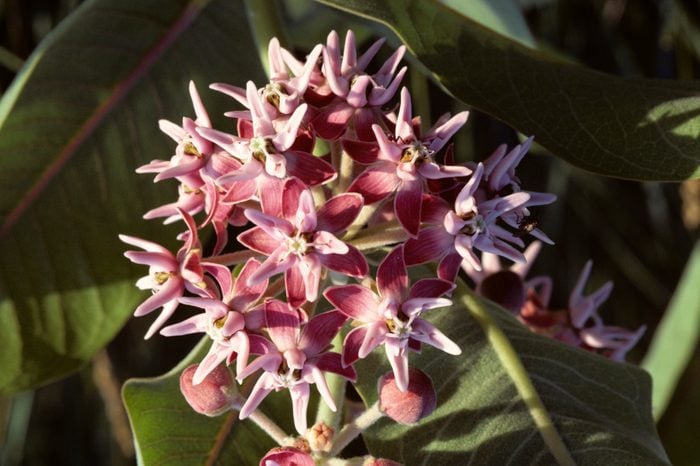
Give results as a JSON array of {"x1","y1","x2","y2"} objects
[
  {"x1": 299, "y1": 310, "x2": 347, "y2": 356},
  {"x1": 264, "y1": 299, "x2": 300, "y2": 351},
  {"x1": 318, "y1": 244, "x2": 368, "y2": 277},
  {"x1": 348, "y1": 163, "x2": 399, "y2": 204},
  {"x1": 285, "y1": 150, "x2": 337, "y2": 186},
  {"x1": 411, "y1": 318, "x2": 461, "y2": 355},
  {"x1": 324, "y1": 284, "x2": 380, "y2": 322},
  {"x1": 377, "y1": 245, "x2": 408, "y2": 300},
  {"x1": 395, "y1": 178, "x2": 423, "y2": 238},
  {"x1": 230, "y1": 258, "x2": 267, "y2": 311},
  {"x1": 409, "y1": 278, "x2": 455, "y2": 299},
  {"x1": 316, "y1": 193, "x2": 363, "y2": 233}
]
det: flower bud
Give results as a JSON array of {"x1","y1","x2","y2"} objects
[
  {"x1": 306, "y1": 421, "x2": 334, "y2": 453},
  {"x1": 259, "y1": 447, "x2": 314, "y2": 466},
  {"x1": 479, "y1": 270, "x2": 525, "y2": 313},
  {"x1": 378, "y1": 368, "x2": 436, "y2": 425},
  {"x1": 179, "y1": 363, "x2": 236, "y2": 416}
]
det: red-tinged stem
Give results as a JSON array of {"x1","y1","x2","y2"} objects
[
  {"x1": 346, "y1": 222, "x2": 407, "y2": 252},
  {"x1": 206, "y1": 249, "x2": 260, "y2": 266}
]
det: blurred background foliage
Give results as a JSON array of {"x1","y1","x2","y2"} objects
[{"x1": 0, "y1": 0, "x2": 698, "y2": 464}]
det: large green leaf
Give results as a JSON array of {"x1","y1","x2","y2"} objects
[
  {"x1": 317, "y1": 0, "x2": 700, "y2": 181},
  {"x1": 642, "y1": 238, "x2": 700, "y2": 420},
  {"x1": 353, "y1": 281, "x2": 669, "y2": 465},
  {"x1": 123, "y1": 338, "x2": 292, "y2": 466},
  {"x1": 0, "y1": 0, "x2": 265, "y2": 395}
]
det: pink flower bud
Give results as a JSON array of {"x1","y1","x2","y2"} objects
[
  {"x1": 378, "y1": 368, "x2": 436, "y2": 425},
  {"x1": 479, "y1": 270, "x2": 525, "y2": 313},
  {"x1": 179, "y1": 363, "x2": 236, "y2": 416},
  {"x1": 259, "y1": 447, "x2": 314, "y2": 466}
]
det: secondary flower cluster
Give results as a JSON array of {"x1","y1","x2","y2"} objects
[{"x1": 120, "y1": 30, "x2": 640, "y2": 462}]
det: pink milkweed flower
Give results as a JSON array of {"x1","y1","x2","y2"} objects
[
  {"x1": 120, "y1": 210, "x2": 230, "y2": 339},
  {"x1": 347, "y1": 87, "x2": 471, "y2": 237},
  {"x1": 475, "y1": 138, "x2": 557, "y2": 244},
  {"x1": 160, "y1": 258, "x2": 269, "y2": 384},
  {"x1": 312, "y1": 30, "x2": 407, "y2": 140},
  {"x1": 260, "y1": 447, "x2": 315, "y2": 466},
  {"x1": 137, "y1": 81, "x2": 213, "y2": 185},
  {"x1": 212, "y1": 38, "x2": 323, "y2": 117},
  {"x1": 324, "y1": 245, "x2": 461, "y2": 392},
  {"x1": 238, "y1": 300, "x2": 356, "y2": 434},
  {"x1": 198, "y1": 81, "x2": 336, "y2": 188},
  {"x1": 239, "y1": 177, "x2": 368, "y2": 308}
]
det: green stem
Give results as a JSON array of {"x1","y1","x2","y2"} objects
[
  {"x1": 409, "y1": 66, "x2": 431, "y2": 127},
  {"x1": 343, "y1": 201, "x2": 387, "y2": 240},
  {"x1": 315, "y1": 333, "x2": 346, "y2": 430},
  {"x1": 456, "y1": 280, "x2": 576, "y2": 466},
  {"x1": 328, "y1": 402, "x2": 384, "y2": 457},
  {"x1": 346, "y1": 222, "x2": 407, "y2": 252},
  {"x1": 232, "y1": 397, "x2": 290, "y2": 445},
  {"x1": 243, "y1": 0, "x2": 289, "y2": 78},
  {"x1": 336, "y1": 149, "x2": 354, "y2": 195}
]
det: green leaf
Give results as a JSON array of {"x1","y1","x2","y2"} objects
[
  {"x1": 642, "y1": 238, "x2": 700, "y2": 420},
  {"x1": 353, "y1": 280, "x2": 669, "y2": 465},
  {"x1": 0, "y1": 0, "x2": 265, "y2": 395},
  {"x1": 316, "y1": 0, "x2": 700, "y2": 181},
  {"x1": 438, "y1": 0, "x2": 535, "y2": 48},
  {"x1": 123, "y1": 339, "x2": 291, "y2": 466}
]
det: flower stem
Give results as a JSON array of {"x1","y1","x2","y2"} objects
[
  {"x1": 328, "y1": 402, "x2": 384, "y2": 457},
  {"x1": 347, "y1": 222, "x2": 407, "y2": 252},
  {"x1": 343, "y1": 201, "x2": 387, "y2": 240},
  {"x1": 242, "y1": 0, "x2": 288, "y2": 79},
  {"x1": 315, "y1": 333, "x2": 346, "y2": 430},
  {"x1": 232, "y1": 397, "x2": 290, "y2": 446}
]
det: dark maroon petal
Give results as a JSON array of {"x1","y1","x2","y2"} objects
[
  {"x1": 319, "y1": 244, "x2": 368, "y2": 277},
  {"x1": 316, "y1": 193, "x2": 363, "y2": 233},
  {"x1": 285, "y1": 266, "x2": 306, "y2": 309},
  {"x1": 264, "y1": 299, "x2": 300, "y2": 349},
  {"x1": 316, "y1": 352, "x2": 357, "y2": 381},
  {"x1": 404, "y1": 226, "x2": 454, "y2": 266},
  {"x1": 286, "y1": 150, "x2": 337, "y2": 187},
  {"x1": 347, "y1": 163, "x2": 399, "y2": 204},
  {"x1": 237, "y1": 226, "x2": 277, "y2": 255},
  {"x1": 282, "y1": 177, "x2": 307, "y2": 222},
  {"x1": 299, "y1": 310, "x2": 347, "y2": 356},
  {"x1": 311, "y1": 102, "x2": 355, "y2": 140},
  {"x1": 353, "y1": 107, "x2": 379, "y2": 141},
  {"x1": 341, "y1": 327, "x2": 367, "y2": 366},
  {"x1": 290, "y1": 126, "x2": 315, "y2": 153},
  {"x1": 248, "y1": 333, "x2": 274, "y2": 355},
  {"x1": 437, "y1": 252, "x2": 463, "y2": 282},
  {"x1": 377, "y1": 245, "x2": 408, "y2": 300},
  {"x1": 342, "y1": 139, "x2": 379, "y2": 164},
  {"x1": 421, "y1": 194, "x2": 451, "y2": 224},
  {"x1": 409, "y1": 278, "x2": 455, "y2": 299},
  {"x1": 395, "y1": 178, "x2": 423, "y2": 238},
  {"x1": 324, "y1": 284, "x2": 379, "y2": 321},
  {"x1": 230, "y1": 259, "x2": 267, "y2": 311}
]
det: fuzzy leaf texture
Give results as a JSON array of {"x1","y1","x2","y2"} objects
[
  {"x1": 317, "y1": 0, "x2": 700, "y2": 181},
  {"x1": 123, "y1": 339, "x2": 291, "y2": 465},
  {"x1": 351, "y1": 280, "x2": 669, "y2": 465},
  {"x1": 0, "y1": 0, "x2": 265, "y2": 395}
]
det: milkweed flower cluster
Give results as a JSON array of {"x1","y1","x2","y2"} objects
[{"x1": 120, "y1": 30, "x2": 637, "y2": 463}]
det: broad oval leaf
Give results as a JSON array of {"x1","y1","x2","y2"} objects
[
  {"x1": 317, "y1": 0, "x2": 700, "y2": 181},
  {"x1": 353, "y1": 281, "x2": 669, "y2": 465},
  {"x1": 0, "y1": 0, "x2": 265, "y2": 395},
  {"x1": 123, "y1": 338, "x2": 293, "y2": 466}
]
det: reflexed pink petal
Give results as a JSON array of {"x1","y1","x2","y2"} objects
[
  {"x1": 404, "y1": 227, "x2": 453, "y2": 265},
  {"x1": 342, "y1": 326, "x2": 367, "y2": 366},
  {"x1": 230, "y1": 331, "x2": 251, "y2": 377},
  {"x1": 237, "y1": 226, "x2": 278, "y2": 255},
  {"x1": 372, "y1": 124, "x2": 403, "y2": 162},
  {"x1": 160, "y1": 313, "x2": 207, "y2": 337},
  {"x1": 316, "y1": 352, "x2": 357, "y2": 381},
  {"x1": 455, "y1": 163, "x2": 484, "y2": 215},
  {"x1": 153, "y1": 157, "x2": 206, "y2": 182},
  {"x1": 324, "y1": 284, "x2": 380, "y2": 321},
  {"x1": 299, "y1": 310, "x2": 347, "y2": 356},
  {"x1": 193, "y1": 343, "x2": 230, "y2": 385},
  {"x1": 342, "y1": 139, "x2": 379, "y2": 164},
  {"x1": 230, "y1": 259, "x2": 267, "y2": 311},
  {"x1": 144, "y1": 299, "x2": 180, "y2": 340},
  {"x1": 369, "y1": 66, "x2": 407, "y2": 106},
  {"x1": 264, "y1": 299, "x2": 300, "y2": 350},
  {"x1": 401, "y1": 297, "x2": 452, "y2": 317},
  {"x1": 426, "y1": 111, "x2": 469, "y2": 153},
  {"x1": 311, "y1": 103, "x2": 355, "y2": 140},
  {"x1": 258, "y1": 173, "x2": 284, "y2": 217},
  {"x1": 178, "y1": 297, "x2": 229, "y2": 316},
  {"x1": 348, "y1": 163, "x2": 399, "y2": 204},
  {"x1": 411, "y1": 319, "x2": 461, "y2": 355},
  {"x1": 281, "y1": 177, "x2": 307, "y2": 223},
  {"x1": 285, "y1": 266, "x2": 306, "y2": 309},
  {"x1": 438, "y1": 253, "x2": 463, "y2": 282},
  {"x1": 290, "y1": 382, "x2": 311, "y2": 434},
  {"x1": 247, "y1": 247, "x2": 295, "y2": 286},
  {"x1": 286, "y1": 150, "x2": 337, "y2": 187},
  {"x1": 409, "y1": 278, "x2": 455, "y2": 299},
  {"x1": 316, "y1": 193, "x2": 363, "y2": 233},
  {"x1": 418, "y1": 162, "x2": 471, "y2": 180},
  {"x1": 454, "y1": 234, "x2": 481, "y2": 271},
  {"x1": 119, "y1": 234, "x2": 172, "y2": 255},
  {"x1": 245, "y1": 209, "x2": 294, "y2": 239},
  {"x1": 299, "y1": 254, "x2": 322, "y2": 303},
  {"x1": 295, "y1": 190, "x2": 318, "y2": 233},
  {"x1": 395, "y1": 178, "x2": 423, "y2": 238},
  {"x1": 318, "y1": 244, "x2": 368, "y2": 277},
  {"x1": 377, "y1": 245, "x2": 408, "y2": 300},
  {"x1": 273, "y1": 103, "x2": 308, "y2": 151},
  {"x1": 346, "y1": 74, "x2": 371, "y2": 107},
  {"x1": 394, "y1": 88, "x2": 414, "y2": 143},
  {"x1": 123, "y1": 251, "x2": 177, "y2": 270},
  {"x1": 309, "y1": 365, "x2": 337, "y2": 413},
  {"x1": 158, "y1": 119, "x2": 186, "y2": 142}
]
